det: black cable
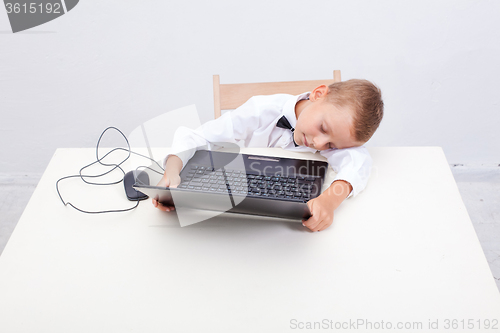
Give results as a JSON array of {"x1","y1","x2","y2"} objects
[{"x1": 56, "y1": 126, "x2": 164, "y2": 214}]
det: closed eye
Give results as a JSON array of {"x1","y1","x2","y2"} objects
[{"x1": 321, "y1": 123, "x2": 334, "y2": 148}]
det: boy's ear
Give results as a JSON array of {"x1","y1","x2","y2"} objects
[{"x1": 310, "y1": 85, "x2": 329, "y2": 102}]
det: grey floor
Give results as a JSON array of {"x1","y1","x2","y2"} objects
[{"x1": 1, "y1": 167, "x2": 499, "y2": 292}]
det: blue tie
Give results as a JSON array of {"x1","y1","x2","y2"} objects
[{"x1": 276, "y1": 116, "x2": 299, "y2": 147}]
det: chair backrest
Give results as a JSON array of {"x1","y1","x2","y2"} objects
[{"x1": 213, "y1": 70, "x2": 341, "y2": 119}]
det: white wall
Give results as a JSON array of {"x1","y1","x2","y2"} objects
[{"x1": 1, "y1": 0, "x2": 499, "y2": 174}]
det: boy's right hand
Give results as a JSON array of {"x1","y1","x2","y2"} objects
[{"x1": 152, "y1": 174, "x2": 181, "y2": 212}]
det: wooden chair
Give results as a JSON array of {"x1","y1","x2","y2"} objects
[{"x1": 213, "y1": 70, "x2": 341, "y2": 119}]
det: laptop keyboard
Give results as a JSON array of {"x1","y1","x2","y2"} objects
[{"x1": 177, "y1": 165, "x2": 318, "y2": 202}]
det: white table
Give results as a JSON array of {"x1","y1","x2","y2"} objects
[{"x1": 0, "y1": 147, "x2": 499, "y2": 332}]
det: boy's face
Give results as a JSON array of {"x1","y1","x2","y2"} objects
[{"x1": 294, "y1": 85, "x2": 363, "y2": 150}]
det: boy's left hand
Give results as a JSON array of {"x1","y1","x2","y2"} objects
[
  {"x1": 302, "y1": 194, "x2": 335, "y2": 232},
  {"x1": 301, "y1": 180, "x2": 352, "y2": 232}
]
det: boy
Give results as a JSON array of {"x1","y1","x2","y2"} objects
[{"x1": 153, "y1": 79, "x2": 384, "y2": 232}]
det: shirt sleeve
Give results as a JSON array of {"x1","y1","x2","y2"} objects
[
  {"x1": 164, "y1": 97, "x2": 264, "y2": 170},
  {"x1": 319, "y1": 146, "x2": 372, "y2": 198}
]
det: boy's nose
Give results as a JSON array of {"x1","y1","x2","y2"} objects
[{"x1": 313, "y1": 137, "x2": 328, "y2": 149}]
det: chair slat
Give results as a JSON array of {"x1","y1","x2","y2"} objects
[{"x1": 214, "y1": 70, "x2": 341, "y2": 118}]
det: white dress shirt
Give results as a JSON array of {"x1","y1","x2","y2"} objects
[{"x1": 166, "y1": 93, "x2": 372, "y2": 197}]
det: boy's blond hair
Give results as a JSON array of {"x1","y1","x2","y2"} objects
[{"x1": 326, "y1": 79, "x2": 384, "y2": 143}]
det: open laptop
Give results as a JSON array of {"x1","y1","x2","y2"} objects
[{"x1": 133, "y1": 150, "x2": 328, "y2": 220}]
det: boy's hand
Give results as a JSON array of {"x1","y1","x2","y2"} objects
[
  {"x1": 302, "y1": 180, "x2": 352, "y2": 232},
  {"x1": 302, "y1": 194, "x2": 335, "y2": 232},
  {"x1": 152, "y1": 173, "x2": 181, "y2": 212},
  {"x1": 153, "y1": 155, "x2": 183, "y2": 212}
]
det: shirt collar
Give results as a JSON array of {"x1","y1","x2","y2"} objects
[
  {"x1": 279, "y1": 92, "x2": 311, "y2": 148},
  {"x1": 282, "y1": 92, "x2": 310, "y2": 128}
]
